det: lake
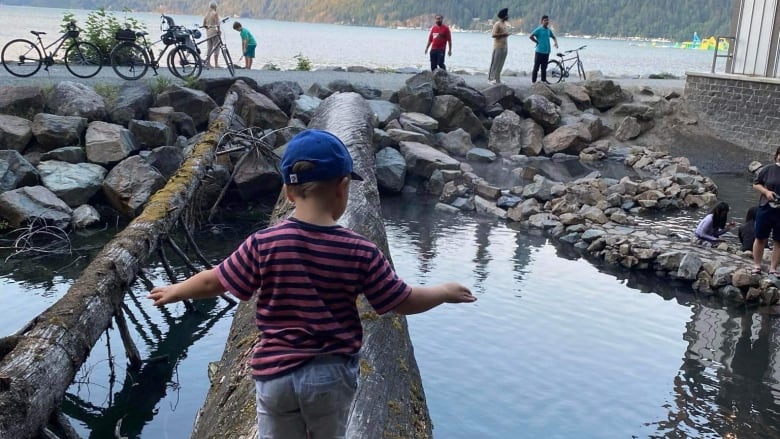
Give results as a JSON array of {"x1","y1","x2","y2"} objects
[
  {"x1": 2, "y1": 5, "x2": 778, "y2": 439},
  {"x1": 0, "y1": 5, "x2": 718, "y2": 77}
]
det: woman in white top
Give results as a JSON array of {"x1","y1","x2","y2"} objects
[{"x1": 203, "y1": 1, "x2": 221, "y2": 68}]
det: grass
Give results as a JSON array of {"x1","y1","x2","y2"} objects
[
  {"x1": 146, "y1": 75, "x2": 174, "y2": 94},
  {"x1": 92, "y1": 82, "x2": 120, "y2": 107}
]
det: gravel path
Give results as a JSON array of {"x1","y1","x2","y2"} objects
[{"x1": 0, "y1": 64, "x2": 685, "y2": 95}]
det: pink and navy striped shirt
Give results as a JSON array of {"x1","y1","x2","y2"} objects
[{"x1": 216, "y1": 218, "x2": 411, "y2": 380}]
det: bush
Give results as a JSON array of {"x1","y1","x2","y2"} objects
[
  {"x1": 294, "y1": 53, "x2": 312, "y2": 71},
  {"x1": 63, "y1": 8, "x2": 146, "y2": 58},
  {"x1": 647, "y1": 72, "x2": 679, "y2": 79}
]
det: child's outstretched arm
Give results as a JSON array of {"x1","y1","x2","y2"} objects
[
  {"x1": 393, "y1": 282, "x2": 476, "y2": 315},
  {"x1": 148, "y1": 268, "x2": 226, "y2": 306}
]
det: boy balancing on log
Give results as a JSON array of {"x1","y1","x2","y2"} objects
[{"x1": 147, "y1": 129, "x2": 476, "y2": 438}]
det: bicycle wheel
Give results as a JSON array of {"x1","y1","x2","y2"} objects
[
  {"x1": 111, "y1": 42, "x2": 149, "y2": 80},
  {"x1": 1, "y1": 39, "x2": 42, "y2": 77},
  {"x1": 547, "y1": 60, "x2": 564, "y2": 83},
  {"x1": 222, "y1": 46, "x2": 234, "y2": 77},
  {"x1": 168, "y1": 46, "x2": 202, "y2": 79},
  {"x1": 64, "y1": 41, "x2": 103, "y2": 78},
  {"x1": 577, "y1": 61, "x2": 587, "y2": 81}
]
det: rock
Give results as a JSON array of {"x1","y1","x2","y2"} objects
[
  {"x1": 400, "y1": 112, "x2": 439, "y2": 131},
  {"x1": 46, "y1": 81, "x2": 107, "y2": 122},
  {"x1": 368, "y1": 100, "x2": 401, "y2": 129},
  {"x1": 466, "y1": 148, "x2": 497, "y2": 163},
  {"x1": 398, "y1": 72, "x2": 435, "y2": 113},
  {"x1": 542, "y1": 125, "x2": 589, "y2": 156},
  {"x1": 231, "y1": 150, "x2": 283, "y2": 200},
  {"x1": 0, "y1": 150, "x2": 39, "y2": 192},
  {"x1": 611, "y1": 103, "x2": 655, "y2": 121},
  {"x1": 110, "y1": 83, "x2": 155, "y2": 126},
  {"x1": 0, "y1": 114, "x2": 33, "y2": 152},
  {"x1": 102, "y1": 156, "x2": 167, "y2": 217},
  {"x1": 677, "y1": 252, "x2": 703, "y2": 280},
  {"x1": 376, "y1": 147, "x2": 407, "y2": 193},
  {"x1": 40, "y1": 146, "x2": 86, "y2": 164},
  {"x1": 31, "y1": 114, "x2": 88, "y2": 151},
  {"x1": 523, "y1": 94, "x2": 561, "y2": 132},
  {"x1": 583, "y1": 79, "x2": 630, "y2": 111},
  {"x1": 474, "y1": 195, "x2": 507, "y2": 218},
  {"x1": 290, "y1": 95, "x2": 322, "y2": 125},
  {"x1": 139, "y1": 145, "x2": 184, "y2": 180},
  {"x1": 430, "y1": 95, "x2": 485, "y2": 139},
  {"x1": 229, "y1": 80, "x2": 288, "y2": 130},
  {"x1": 257, "y1": 81, "x2": 305, "y2": 115},
  {"x1": 85, "y1": 121, "x2": 139, "y2": 166},
  {"x1": 155, "y1": 85, "x2": 218, "y2": 128},
  {"x1": 71, "y1": 204, "x2": 101, "y2": 229},
  {"x1": 387, "y1": 128, "x2": 429, "y2": 144},
  {"x1": 507, "y1": 198, "x2": 541, "y2": 221},
  {"x1": 399, "y1": 141, "x2": 460, "y2": 178},
  {"x1": 519, "y1": 119, "x2": 545, "y2": 157},
  {"x1": 327, "y1": 80, "x2": 381, "y2": 100},
  {"x1": 37, "y1": 160, "x2": 107, "y2": 207},
  {"x1": 562, "y1": 83, "x2": 591, "y2": 109},
  {"x1": 614, "y1": 116, "x2": 642, "y2": 141},
  {"x1": 488, "y1": 110, "x2": 522, "y2": 154},
  {"x1": 437, "y1": 128, "x2": 474, "y2": 156},
  {"x1": 128, "y1": 119, "x2": 174, "y2": 149},
  {"x1": 0, "y1": 85, "x2": 45, "y2": 118},
  {"x1": 0, "y1": 185, "x2": 72, "y2": 229}
]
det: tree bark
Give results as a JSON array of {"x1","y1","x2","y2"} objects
[
  {"x1": 0, "y1": 93, "x2": 239, "y2": 439},
  {"x1": 191, "y1": 92, "x2": 433, "y2": 439}
]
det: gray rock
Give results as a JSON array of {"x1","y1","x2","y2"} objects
[
  {"x1": 31, "y1": 113, "x2": 88, "y2": 150},
  {"x1": 37, "y1": 160, "x2": 107, "y2": 207},
  {"x1": 129, "y1": 119, "x2": 174, "y2": 149},
  {"x1": 488, "y1": 110, "x2": 522, "y2": 154},
  {"x1": 583, "y1": 79, "x2": 630, "y2": 111},
  {"x1": 257, "y1": 81, "x2": 305, "y2": 115},
  {"x1": 110, "y1": 82, "x2": 155, "y2": 126},
  {"x1": 47, "y1": 81, "x2": 107, "y2": 121},
  {"x1": 40, "y1": 146, "x2": 86, "y2": 164},
  {"x1": 399, "y1": 141, "x2": 460, "y2": 178},
  {"x1": 71, "y1": 204, "x2": 101, "y2": 229},
  {"x1": 437, "y1": 128, "x2": 474, "y2": 156},
  {"x1": 0, "y1": 85, "x2": 45, "y2": 118},
  {"x1": 466, "y1": 148, "x2": 497, "y2": 163},
  {"x1": 327, "y1": 80, "x2": 381, "y2": 100},
  {"x1": 430, "y1": 95, "x2": 485, "y2": 139},
  {"x1": 290, "y1": 95, "x2": 322, "y2": 125},
  {"x1": 0, "y1": 185, "x2": 72, "y2": 229},
  {"x1": 139, "y1": 146, "x2": 184, "y2": 180},
  {"x1": 375, "y1": 147, "x2": 407, "y2": 193},
  {"x1": 102, "y1": 156, "x2": 167, "y2": 217},
  {"x1": 523, "y1": 94, "x2": 561, "y2": 132},
  {"x1": 0, "y1": 114, "x2": 33, "y2": 152},
  {"x1": 85, "y1": 121, "x2": 139, "y2": 166},
  {"x1": 368, "y1": 100, "x2": 401, "y2": 128},
  {"x1": 231, "y1": 150, "x2": 283, "y2": 200},
  {"x1": 0, "y1": 150, "x2": 39, "y2": 192},
  {"x1": 229, "y1": 80, "x2": 288, "y2": 130},
  {"x1": 155, "y1": 85, "x2": 218, "y2": 128}
]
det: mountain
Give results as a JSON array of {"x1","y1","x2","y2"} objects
[{"x1": 6, "y1": 0, "x2": 733, "y2": 41}]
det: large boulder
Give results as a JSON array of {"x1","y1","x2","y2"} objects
[
  {"x1": 584, "y1": 79, "x2": 630, "y2": 111},
  {"x1": 399, "y1": 141, "x2": 460, "y2": 178},
  {"x1": 430, "y1": 95, "x2": 485, "y2": 139},
  {"x1": 85, "y1": 121, "x2": 139, "y2": 166},
  {"x1": 258, "y1": 81, "x2": 305, "y2": 115},
  {"x1": 139, "y1": 145, "x2": 184, "y2": 180},
  {"x1": 0, "y1": 86, "x2": 45, "y2": 118},
  {"x1": 367, "y1": 100, "x2": 401, "y2": 128},
  {"x1": 0, "y1": 150, "x2": 39, "y2": 192},
  {"x1": 110, "y1": 83, "x2": 155, "y2": 126},
  {"x1": 0, "y1": 114, "x2": 33, "y2": 152},
  {"x1": 398, "y1": 71, "x2": 435, "y2": 114},
  {"x1": 47, "y1": 81, "x2": 107, "y2": 121},
  {"x1": 231, "y1": 150, "x2": 282, "y2": 200},
  {"x1": 375, "y1": 147, "x2": 407, "y2": 193},
  {"x1": 37, "y1": 160, "x2": 107, "y2": 207},
  {"x1": 128, "y1": 119, "x2": 174, "y2": 149},
  {"x1": 327, "y1": 80, "x2": 382, "y2": 100},
  {"x1": 155, "y1": 85, "x2": 218, "y2": 128},
  {"x1": 542, "y1": 125, "x2": 591, "y2": 156},
  {"x1": 102, "y1": 155, "x2": 167, "y2": 217},
  {"x1": 229, "y1": 80, "x2": 288, "y2": 130},
  {"x1": 31, "y1": 114, "x2": 87, "y2": 151},
  {"x1": 519, "y1": 119, "x2": 545, "y2": 156},
  {"x1": 523, "y1": 94, "x2": 561, "y2": 132},
  {"x1": 290, "y1": 95, "x2": 322, "y2": 125},
  {"x1": 437, "y1": 128, "x2": 474, "y2": 156},
  {"x1": 488, "y1": 110, "x2": 522, "y2": 154},
  {"x1": 0, "y1": 185, "x2": 72, "y2": 229}
]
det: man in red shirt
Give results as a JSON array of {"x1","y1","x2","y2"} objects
[{"x1": 424, "y1": 14, "x2": 452, "y2": 71}]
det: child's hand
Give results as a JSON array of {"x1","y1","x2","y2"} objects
[
  {"x1": 148, "y1": 284, "x2": 182, "y2": 306},
  {"x1": 441, "y1": 282, "x2": 477, "y2": 303}
]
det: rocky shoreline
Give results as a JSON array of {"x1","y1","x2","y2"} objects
[{"x1": 0, "y1": 70, "x2": 774, "y2": 307}]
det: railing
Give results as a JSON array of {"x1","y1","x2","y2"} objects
[{"x1": 711, "y1": 35, "x2": 736, "y2": 73}]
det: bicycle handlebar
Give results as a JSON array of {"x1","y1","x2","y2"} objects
[{"x1": 564, "y1": 45, "x2": 587, "y2": 54}]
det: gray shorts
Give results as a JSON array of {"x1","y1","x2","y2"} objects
[{"x1": 255, "y1": 354, "x2": 359, "y2": 439}]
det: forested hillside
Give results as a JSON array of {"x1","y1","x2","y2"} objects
[{"x1": 7, "y1": 0, "x2": 734, "y2": 41}]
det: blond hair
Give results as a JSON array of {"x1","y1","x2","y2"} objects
[{"x1": 284, "y1": 161, "x2": 343, "y2": 199}]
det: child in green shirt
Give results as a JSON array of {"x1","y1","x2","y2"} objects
[{"x1": 233, "y1": 21, "x2": 257, "y2": 69}]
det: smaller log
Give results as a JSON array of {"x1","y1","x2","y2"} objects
[
  {"x1": 114, "y1": 308, "x2": 142, "y2": 370},
  {"x1": 156, "y1": 246, "x2": 195, "y2": 312},
  {"x1": 181, "y1": 221, "x2": 213, "y2": 269}
]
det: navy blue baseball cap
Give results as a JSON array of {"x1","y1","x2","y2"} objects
[{"x1": 281, "y1": 129, "x2": 364, "y2": 185}]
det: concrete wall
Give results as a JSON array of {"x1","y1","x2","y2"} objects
[{"x1": 684, "y1": 72, "x2": 780, "y2": 153}]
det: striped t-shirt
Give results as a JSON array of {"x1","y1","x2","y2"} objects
[{"x1": 216, "y1": 218, "x2": 411, "y2": 380}]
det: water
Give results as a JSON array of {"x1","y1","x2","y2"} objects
[
  {"x1": 0, "y1": 5, "x2": 718, "y2": 77},
  {"x1": 2, "y1": 5, "x2": 778, "y2": 438}
]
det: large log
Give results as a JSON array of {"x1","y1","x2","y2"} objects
[
  {"x1": 0, "y1": 93, "x2": 239, "y2": 439},
  {"x1": 191, "y1": 92, "x2": 433, "y2": 439}
]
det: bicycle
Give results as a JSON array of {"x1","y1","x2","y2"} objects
[
  {"x1": 547, "y1": 45, "x2": 587, "y2": 83},
  {"x1": 197, "y1": 16, "x2": 235, "y2": 77},
  {"x1": 1, "y1": 21, "x2": 103, "y2": 78},
  {"x1": 110, "y1": 15, "x2": 202, "y2": 81}
]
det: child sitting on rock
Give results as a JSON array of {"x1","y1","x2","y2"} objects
[
  {"x1": 694, "y1": 201, "x2": 736, "y2": 246},
  {"x1": 738, "y1": 206, "x2": 758, "y2": 252}
]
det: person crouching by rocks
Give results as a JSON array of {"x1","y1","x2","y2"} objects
[
  {"x1": 694, "y1": 201, "x2": 735, "y2": 247},
  {"x1": 752, "y1": 146, "x2": 780, "y2": 275}
]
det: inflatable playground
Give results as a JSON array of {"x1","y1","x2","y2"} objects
[{"x1": 635, "y1": 32, "x2": 730, "y2": 51}]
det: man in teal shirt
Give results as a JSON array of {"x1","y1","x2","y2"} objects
[{"x1": 529, "y1": 15, "x2": 558, "y2": 83}]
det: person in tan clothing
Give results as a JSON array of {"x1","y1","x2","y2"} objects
[
  {"x1": 203, "y1": 1, "x2": 221, "y2": 68},
  {"x1": 488, "y1": 8, "x2": 510, "y2": 84}
]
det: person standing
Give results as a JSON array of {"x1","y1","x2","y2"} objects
[
  {"x1": 424, "y1": 14, "x2": 452, "y2": 71},
  {"x1": 488, "y1": 8, "x2": 510, "y2": 84},
  {"x1": 202, "y1": 1, "x2": 221, "y2": 68},
  {"x1": 529, "y1": 15, "x2": 558, "y2": 84},
  {"x1": 233, "y1": 21, "x2": 257, "y2": 70},
  {"x1": 751, "y1": 147, "x2": 780, "y2": 275}
]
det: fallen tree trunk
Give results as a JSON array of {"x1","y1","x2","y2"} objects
[
  {"x1": 191, "y1": 92, "x2": 433, "y2": 439},
  {"x1": 0, "y1": 93, "x2": 239, "y2": 439}
]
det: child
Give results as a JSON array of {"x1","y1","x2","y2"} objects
[
  {"x1": 738, "y1": 206, "x2": 758, "y2": 252},
  {"x1": 233, "y1": 21, "x2": 256, "y2": 69},
  {"x1": 147, "y1": 129, "x2": 476, "y2": 438},
  {"x1": 694, "y1": 201, "x2": 736, "y2": 246}
]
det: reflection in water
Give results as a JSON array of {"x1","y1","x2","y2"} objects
[{"x1": 381, "y1": 193, "x2": 780, "y2": 438}]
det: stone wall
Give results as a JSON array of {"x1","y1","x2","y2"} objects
[{"x1": 684, "y1": 72, "x2": 780, "y2": 154}]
